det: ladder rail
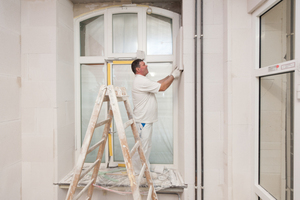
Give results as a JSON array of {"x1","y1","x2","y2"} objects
[
  {"x1": 147, "y1": 186, "x2": 153, "y2": 200},
  {"x1": 107, "y1": 85, "x2": 141, "y2": 200},
  {"x1": 66, "y1": 85, "x2": 107, "y2": 200},
  {"x1": 123, "y1": 95, "x2": 158, "y2": 200},
  {"x1": 138, "y1": 164, "x2": 146, "y2": 185},
  {"x1": 87, "y1": 106, "x2": 113, "y2": 199}
]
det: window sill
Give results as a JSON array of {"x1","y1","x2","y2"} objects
[{"x1": 54, "y1": 166, "x2": 187, "y2": 194}]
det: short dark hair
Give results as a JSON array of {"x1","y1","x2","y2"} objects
[{"x1": 131, "y1": 59, "x2": 143, "y2": 74}]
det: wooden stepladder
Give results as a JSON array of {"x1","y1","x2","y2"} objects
[{"x1": 66, "y1": 85, "x2": 158, "y2": 200}]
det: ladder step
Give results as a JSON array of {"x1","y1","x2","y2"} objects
[
  {"x1": 138, "y1": 164, "x2": 146, "y2": 185},
  {"x1": 130, "y1": 141, "x2": 140, "y2": 157},
  {"x1": 87, "y1": 138, "x2": 106, "y2": 155},
  {"x1": 103, "y1": 95, "x2": 128, "y2": 102},
  {"x1": 79, "y1": 159, "x2": 100, "y2": 180},
  {"x1": 123, "y1": 119, "x2": 134, "y2": 129},
  {"x1": 95, "y1": 118, "x2": 111, "y2": 128},
  {"x1": 74, "y1": 178, "x2": 95, "y2": 200},
  {"x1": 147, "y1": 186, "x2": 153, "y2": 200}
]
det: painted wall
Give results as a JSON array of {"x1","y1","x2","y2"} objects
[
  {"x1": 223, "y1": 0, "x2": 253, "y2": 199},
  {"x1": 21, "y1": 0, "x2": 74, "y2": 199},
  {"x1": 203, "y1": 0, "x2": 254, "y2": 199},
  {"x1": 203, "y1": 0, "x2": 225, "y2": 198},
  {"x1": 248, "y1": 0, "x2": 267, "y2": 13},
  {"x1": 56, "y1": 0, "x2": 75, "y2": 199},
  {"x1": 179, "y1": 0, "x2": 196, "y2": 199},
  {"x1": 0, "y1": 0, "x2": 21, "y2": 199}
]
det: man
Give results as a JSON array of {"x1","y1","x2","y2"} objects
[{"x1": 130, "y1": 59, "x2": 182, "y2": 174}]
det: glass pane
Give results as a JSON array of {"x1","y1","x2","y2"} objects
[
  {"x1": 81, "y1": 64, "x2": 107, "y2": 163},
  {"x1": 112, "y1": 64, "x2": 136, "y2": 162},
  {"x1": 112, "y1": 63, "x2": 173, "y2": 164},
  {"x1": 259, "y1": 72, "x2": 294, "y2": 199},
  {"x1": 112, "y1": 13, "x2": 138, "y2": 53},
  {"x1": 147, "y1": 14, "x2": 172, "y2": 55},
  {"x1": 147, "y1": 63, "x2": 173, "y2": 164},
  {"x1": 260, "y1": 0, "x2": 295, "y2": 68},
  {"x1": 80, "y1": 15, "x2": 104, "y2": 56}
]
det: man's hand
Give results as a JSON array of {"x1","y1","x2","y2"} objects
[{"x1": 171, "y1": 67, "x2": 183, "y2": 79}]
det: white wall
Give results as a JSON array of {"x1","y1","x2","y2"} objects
[
  {"x1": 56, "y1": 0, "x2": 75, "y2": 199},
  {"x1": 224, "y1": 0, "x2": 253, "y2": 199},
  {"x1": 203, "y1": 0, "x2": 254, "y2": 199},
  {"x1": 21, "y1": 0, "x2": 74, "y2": 199},
  {"x1": 21, "y1": 0, "x2": 56, "y2": 198},
  {"x1": 203, "y1": 0, "x2": 224, "y2": 199},
  {"x1": 179, "y1": 0, "x2": 196, "y2": 199},
  {"x1": 0, "y1": 0, "x2": 21, "y2": 199}
]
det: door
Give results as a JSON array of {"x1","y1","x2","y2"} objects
[{"x1": 255, "y1": 0, "x2": 297, "y2": 199}]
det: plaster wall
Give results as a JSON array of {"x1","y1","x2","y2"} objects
[
  {"x1": 0, "y1": 0, "x2": 21, "y2": 199},
  {"x1": 203, "y1": 0, "x2": 224, "y2": 199},
  {"x1": 202, "y1": 0, "x2": 254, "y2": 199},
  {"x1": 178, "y1": 0, "x2": 196, "y2": 199},
  {"x1": 247, "y1": 0, "x2": 267, "y2": 13},
  {"x1": 56, "y1": 0, "x2": 75, "y2": 199},
  {"x1": 223, "y1": 0, "x2": 253, "y2": 199},
  {"x1": 21, "y1": 0, "x2": 56, "y2": 198},
  {"x1": 21, "y1": 0, "x2": 74, "y2": 199}
]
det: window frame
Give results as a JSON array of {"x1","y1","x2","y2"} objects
[
  {"x1": 252, "y1": 0, "x2": 299, "y2": 199},
  {"x1": 74, "y1": 5, "x2": 180, "y2": 169}
]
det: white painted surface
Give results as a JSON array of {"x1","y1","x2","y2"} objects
[
  {"x1": 203, "y1": 0, "x2": 225, "y2": 199},
  {"x1": 21, "y1": 0, "x2": 56, "y2": 198},
  {"x1": 248, "y1": 0, "x2": 267, "y2": 13},
  {"x1": 0, "y1": 0, "x2": 21, "y2": 200},
  {"x1": 21, "y1": 0, "x2": 74, "y2": 200},
  {"x1": 180, "y1": 0, "x2": 196, "y2": 199},
  {"x1": 224, "y1": 0, "x2": 254, "y2": 199}
]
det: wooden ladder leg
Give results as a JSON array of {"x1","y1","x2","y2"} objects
[
  {"x1": 86, "y1": 106, "x2": 113, "y2": 200},
  {"x1": 66, "y1": 85, "x2": 107, "y2": 200},
  {"x1": 107, "y1": 85, "x2": 141, "y2": 200},
  {"x1": 123, "y1": 96, "x2": 158, "y2": 200}
]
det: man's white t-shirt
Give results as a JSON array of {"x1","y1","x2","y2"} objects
[{"x1": 132, "y1": 74, "x2": 161, "y2": 123}]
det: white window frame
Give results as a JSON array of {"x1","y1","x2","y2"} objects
[
  {"x1": 74, "y1": 5, "x2": 180, "y2": 169},
  {"x1": 252, "y1": 0, "x2": 300, "y2": 199}
]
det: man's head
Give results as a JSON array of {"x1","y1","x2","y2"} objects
[{"x1": 131, "y1": 59, "x2": 148, "y2": 76}]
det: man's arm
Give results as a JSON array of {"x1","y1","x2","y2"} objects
[{"x1": 158, "y1": 75, "x2": 174, "y2": 91}]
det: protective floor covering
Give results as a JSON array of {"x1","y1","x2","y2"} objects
[{"x1": 57, "y1": 165, "x2": 186, "y2": 195}]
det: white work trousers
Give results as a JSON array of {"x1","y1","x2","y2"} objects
[{"x1": 132, "y1": 122, "x2": 153, "y2": 174}]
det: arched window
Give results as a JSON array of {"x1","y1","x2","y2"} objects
[{"x1": 74, "y1": 5, "x2": 180, "y2": 168}]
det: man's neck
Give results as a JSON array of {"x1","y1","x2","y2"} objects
[{"x1": 136, "y1": 73, "x2": 146, "y2": 76}]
